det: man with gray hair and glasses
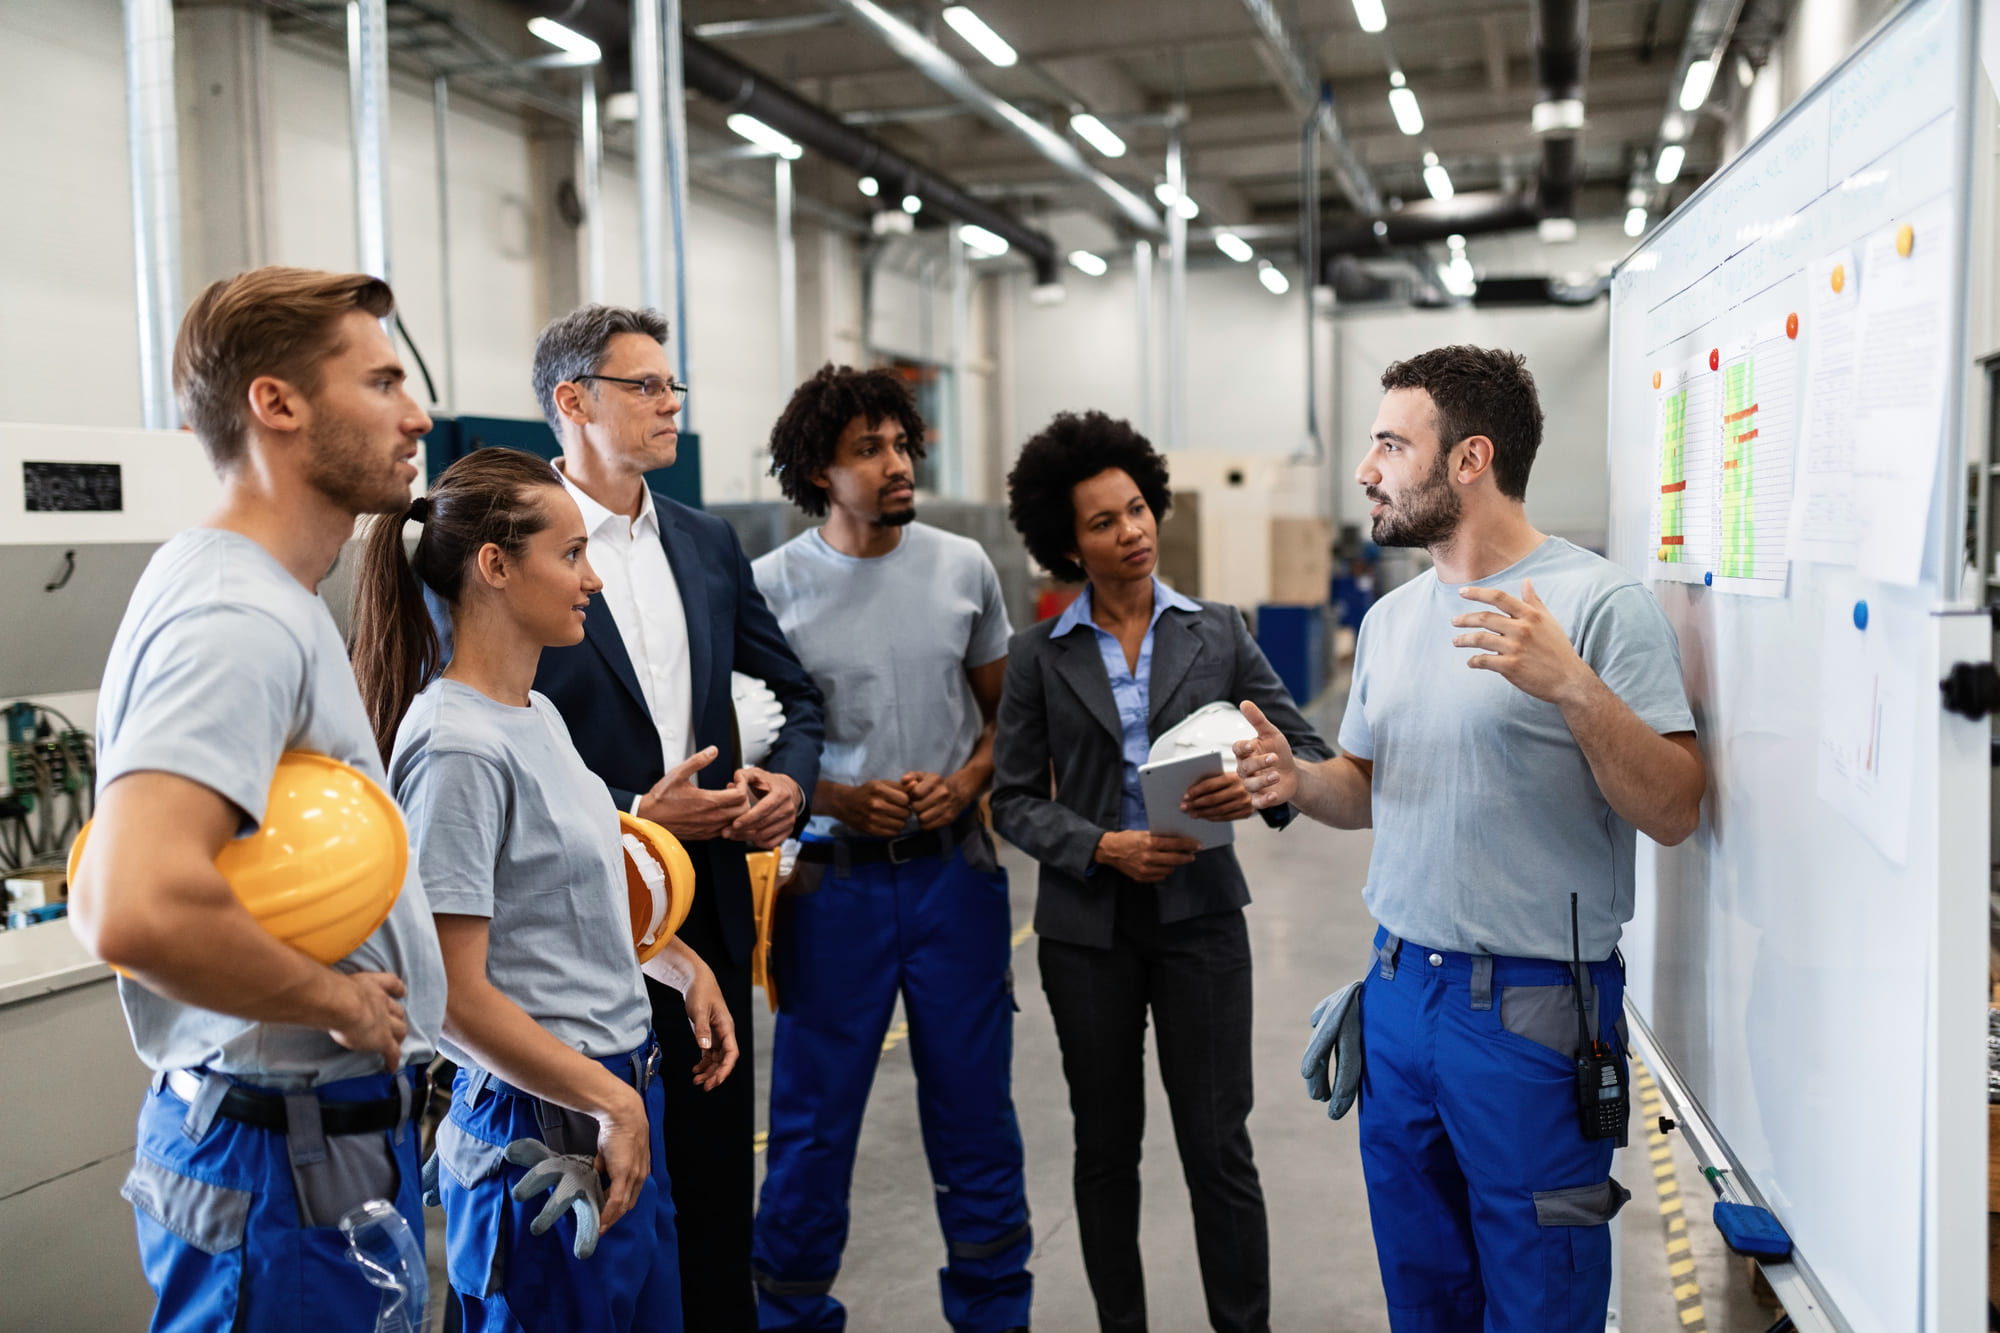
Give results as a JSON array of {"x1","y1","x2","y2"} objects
[{"x1": 526, "y1": 304, "x2": 825, "y2": 1330}]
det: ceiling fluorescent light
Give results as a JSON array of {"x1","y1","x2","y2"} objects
[
  {"x1": 726, "y1": 113, "x2": 801, "y2": 159},
  {"x1": 1679, "y1": 59, "x2": 1716, "y2": 112},
  {"x1": 1351, "y1": 0, "x2": 1387, "y2": 33},
  {"x1": 941, "y1": 6, "x2": 1017, "y2": 68},
  {"x1": 1176, "y1": 195, "x2": 1199, "y2": 220},
  {"x1": 1154, "y1": 181, "x2": 1198, "y2": 219},
  {"x1": 1625, "y1": 206, "x2": 1647, "y2": 237},
  {"x1": 1530, "y1": 99, "x2": 1585, "y2": 133},
  {"x1": 1423, "y1": 163, "x2": 1454, "y2": 201},
  {"x1": 959, "y1": 223, "x2": 1010, "y2": 256},
  {"x1": 1388, "y1": 86, "x2": 1424, "y2": 135},
  {"x1": 1258, "y1": 261, "x2": 1290, "y2": 295},
  {"x1": 858, "y1": 176, "x2": 880, "y2": 197},
  {"x1": 1538, "y1": 217, "x2": 1577, "y2": 243},
  {"x1": 1154, "y1": 182, "x2": 1176, "y2": 206},
  {"x1": 1070, "y1": 113, "x2": 1127, "y2": 158},
  {"x1": 1215, "y1": 232, "x2": 1254, "y2": 262},
  {"x1": 1655, "y1": 144, "x2": 1686, "y2": 184},
  {"x1": 902, "y1": 194, "x2": 923, "y2": 214},
  {"x1": 1068, "y1": 250, "x2": 1108, "y2": 277},
  {"x1": 527, "y1": 17, "x2": 602, "y2": 62}
]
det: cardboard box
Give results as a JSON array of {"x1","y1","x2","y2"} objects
[
  {"x1": 4, "y1": 866, "x2": 66, "y2": 908},
  {"x1": 1268, "y1": 516, "x2": 1333, "y2": 606}
]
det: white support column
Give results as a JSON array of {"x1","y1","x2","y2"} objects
[
  {"x1": 632, "y1": 0, "x2": 666, "y2": 312},
  {"x1": 1133, "y1": 239, "x2": 1154, "y2": 440},
  {"x1": 950, "y1": 224, "x2": 971, "y2": 500},
  {"x1": 663, "y1": 0, "x2": 694, "y2": 427},
  {"x1": 123, "y1": 0, "x2": 182, "y2": 431},
  {"x1": 432, "y1": 75, "x2": 457, "y2": 416},
  {"x1": 581, "y1": 69, "x2": 606, "y2": 305},
  {"x1": 774, "y1": 155, "x2": 797, "y2": 493},
  {"x1": 346, "y1": 0, "x2": 391, "y2": 282},
  {"x1": 1165, "y1": 110, "x2": 1188, "y2": 450}
]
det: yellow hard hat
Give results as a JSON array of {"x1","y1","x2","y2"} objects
[
  {"x1": 619, "y1": 812, "x2": 696, "y2": 963},
  {"x1": 68, "y1": 751, "x2": 408, "y2": 966},
  {"x1": 745, "y1": 850, "x2": 782, "y2": 1012}
]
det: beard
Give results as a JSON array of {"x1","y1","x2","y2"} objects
[
  {"x1": 1369, "y1": 451, "x2": 1460, "y2": 548},
  {"x1": 873, "y1": 493, "x2": 917, "y2": 527},
  {"x1": 303, "y1": 412, "x2": 411, "y2": 517}
]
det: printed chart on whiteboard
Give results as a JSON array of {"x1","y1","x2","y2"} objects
[
  {"x1": 1651, "y1": 356, "x2": 1719, "y2": 583},
  {"x1": 1713, "y1": 320, "x2": 1798, "y2": 596}
]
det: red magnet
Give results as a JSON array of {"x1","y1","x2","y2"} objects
[
  {"x1": 1709, "y1": 348, "x2": 1720, "y2": 371},
  {"x1": 1785, "y1": 312, "x2": 1799, "y2": 339}
]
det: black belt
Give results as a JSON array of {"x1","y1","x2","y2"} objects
[
  {"x1": 799, "y1": 806, "x2": 983, "y2": 868},
  {"x1": 164, "y1": 1066, "x2": 428, "y2": 1136}
]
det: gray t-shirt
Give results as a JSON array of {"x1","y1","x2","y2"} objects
[
  {"x1": 752, "y1": 522, "x2": 1011, "y2": 838},
  {"x1": 93, "y1": 529, "x2": 446, "y2": 1086},
  {"x1": 1339, "y1": 536, "x2": 1696, "y2": 961},
  {"x1": 389, "y1": 679, "x2": 650, "y2": 1063}
]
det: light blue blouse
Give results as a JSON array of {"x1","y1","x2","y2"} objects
[{"x1": 1050, "y1": 577, "x2": 1203, "y2": 830}]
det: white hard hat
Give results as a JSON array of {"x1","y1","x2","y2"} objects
[{"x1": 1147, "y1": 701, "x2": 1257, "y2": 772}]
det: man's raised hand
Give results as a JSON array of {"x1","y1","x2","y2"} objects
[{"x1": 1232, "y1": 701, "x2": 1298, "y2": 810}]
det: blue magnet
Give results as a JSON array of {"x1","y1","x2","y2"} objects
[
  {"x1": 1704, "y1": 572, "x2": 1714, "y2": 586},
  {"x1": 1853, "y1": 600, "x2": 1868, "y2": 630}
]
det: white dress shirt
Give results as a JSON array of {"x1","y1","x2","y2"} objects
[{"x1": 558, "y1": 464, "x2": 694, "y2": 807}]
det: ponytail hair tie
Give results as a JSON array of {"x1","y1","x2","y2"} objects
[{"x1": 408, "y1": 496, "x2": 433, "y2": 524}]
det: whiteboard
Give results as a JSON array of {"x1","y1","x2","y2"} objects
[{"x1": 1606, "y1": 2, "x2": 1988, "y2": 1329}]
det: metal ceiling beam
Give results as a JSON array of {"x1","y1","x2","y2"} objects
[
  {"x1": 1236, "y1": 0, "x2": 1379, "y2": 213},
  {"x1": 1631, "y1": 0, "x2": 1745, "y2": 214},
  {"x1": 817, "y1": 0, "x2": 1164, "y2": 235}
]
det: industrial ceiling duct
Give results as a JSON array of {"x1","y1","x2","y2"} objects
[
  {"x1": 1317, "y1": 192, "x2": 1540, "y2": 269},
  {"x1": 1529, "y1": 0, "x2": 1587, "y2": 226},
  {"x1": 507, "y1": 1, "x2": 1061, "y2": 286}
]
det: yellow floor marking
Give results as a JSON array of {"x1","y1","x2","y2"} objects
[
  {"x1": 881, "y1": 1020, "x2": 910, "y2": 1054},
  {"x1": 1011, "y1": 921, "x2": 1034, "y2": 950},
  {"x1": 1633, "y1": 1055, "x2": 1707, "y2": 1333},
  {"x1": 754, "y1": 1130, "x2": 767, "y2": 1156}
]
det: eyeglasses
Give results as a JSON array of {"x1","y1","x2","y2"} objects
[{"x1": 575, "y1": 374, "x2": 689, "y2": 404}]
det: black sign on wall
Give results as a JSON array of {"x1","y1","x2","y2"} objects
[{"x1": 23, "y1": 462, "x2": 123, "y2": 512}]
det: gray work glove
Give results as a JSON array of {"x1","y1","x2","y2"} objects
[
  {"x1": 419, "y1": 1151, "x2": 441, "y2": 1208},
  {"x1": 505, "y1": 1139, "x2": 605, "y2": 1260},
  {"x1": 1301, "y1": 980, "x2": 1364, "y2": 1120}
]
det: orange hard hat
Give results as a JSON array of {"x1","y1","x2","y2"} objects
[
  {"x1": 619, "y1": 813, "x2": 696, "y2": 962},
  {"x1": 746, "y1": 849, "x2": 782, "y2": 1012},
  {"x1": 69, "y1": 751, "x2": 407, "y2": 965}
]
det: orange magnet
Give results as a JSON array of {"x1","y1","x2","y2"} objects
[
  {"x1": 1831, "y1": 263, "x2": 1845, "y2": 293},
  {"x1": 1786, "y1": 312, "x2": 1799, "y2": 339},
  {"x1": 1709, "y1": 348, "x2": 1720, "y2": 372},
  {"x1": 1652, "y1": 370, "x2": 1662, "y2": 389},
  {"x1": 1896, "y1": 223, "x2": 1914, "y2": 257}
]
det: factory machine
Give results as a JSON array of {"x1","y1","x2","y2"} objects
[{"x1": 0, "y1": 423, "x2": 226, "y2": 1326}]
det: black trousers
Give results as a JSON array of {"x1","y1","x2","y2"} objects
[
  {"x1": 1038, "y1": 881, "x2": 1269, "y2": 1333},
  {"x1": 649, "y1": 901, "x2": 759, "y2": 1333}
]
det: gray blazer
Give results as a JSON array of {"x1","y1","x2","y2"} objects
[{"x1": 991, "y1": 597, "x2": 1333, "y2": 950}]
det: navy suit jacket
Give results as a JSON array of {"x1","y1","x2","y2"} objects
[{"x1": 533, "y1": 490, "x2": 824, "y2": 967}]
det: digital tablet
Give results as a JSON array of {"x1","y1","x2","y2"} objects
[{"x1": 1138, "y1": 750, "x2": 1234, "y2": 851}]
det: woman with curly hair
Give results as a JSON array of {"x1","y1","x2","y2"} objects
[{"x1": 991, "y1": 413, "x2": 1332, "y2": 1333}]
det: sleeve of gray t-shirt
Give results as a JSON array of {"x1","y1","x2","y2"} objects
[
  {"x1": 1337, "y1": 613, "x2": 1376, "y2": 761},
  {"x1": 965, "y1": 550, "x2": 1013, "y2": 668},
  {"x1": 399, "y1": 748, "x2": 510, "y2": 918},
  {"x1": 98, "y1": 604, "x2": 305, "y2": 830},
  {"x1": 1578, "y1": 585, "x2": 1697, "y2": 735}
]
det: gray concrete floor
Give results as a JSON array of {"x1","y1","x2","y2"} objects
[
  {"x1": 425, "y1": 702, "x2": 1785, "y2": 1333},
  {"x1": 747, "y1": 699, "x2": 1782, "y2": 1333}
]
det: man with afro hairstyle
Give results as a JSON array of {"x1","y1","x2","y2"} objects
[{"x1": 748, "y1": 364, "x2": 1032, "y2": 1333}]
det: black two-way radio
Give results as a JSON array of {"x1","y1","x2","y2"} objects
[{"x1": 1571, "y1": 893, "x2": 1629, "y2": 1144}]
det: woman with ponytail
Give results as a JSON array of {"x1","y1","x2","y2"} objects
[{"x1": 351, "y1": 447, "x2": 736, "y2": 1333}]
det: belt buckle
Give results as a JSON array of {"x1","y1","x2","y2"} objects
[
  {"x1": 887, "y1": 832, "x2": 920, "y2": 865},
  {"x1": 643, "y1": 1042, "x2": 662, "y2": 1087}
]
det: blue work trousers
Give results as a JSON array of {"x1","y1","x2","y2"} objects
[
  {"x1": 752, "y1": 839, "x2": 1032, "y2": 1333},
  {"x1": 1358, "y1": 929, "x2": 1631, "y2": 1333},
  {"x1": 437, "y1": 1036, "x2": 682, "y2": 1333},
  {"x1": 126, "y1": 1064, "x2": 428, "y2": 1333}
]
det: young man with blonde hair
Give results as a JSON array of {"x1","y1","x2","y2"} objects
[{"x1": 68, "y1": 267, "x2": 447, "y2": 1331}]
